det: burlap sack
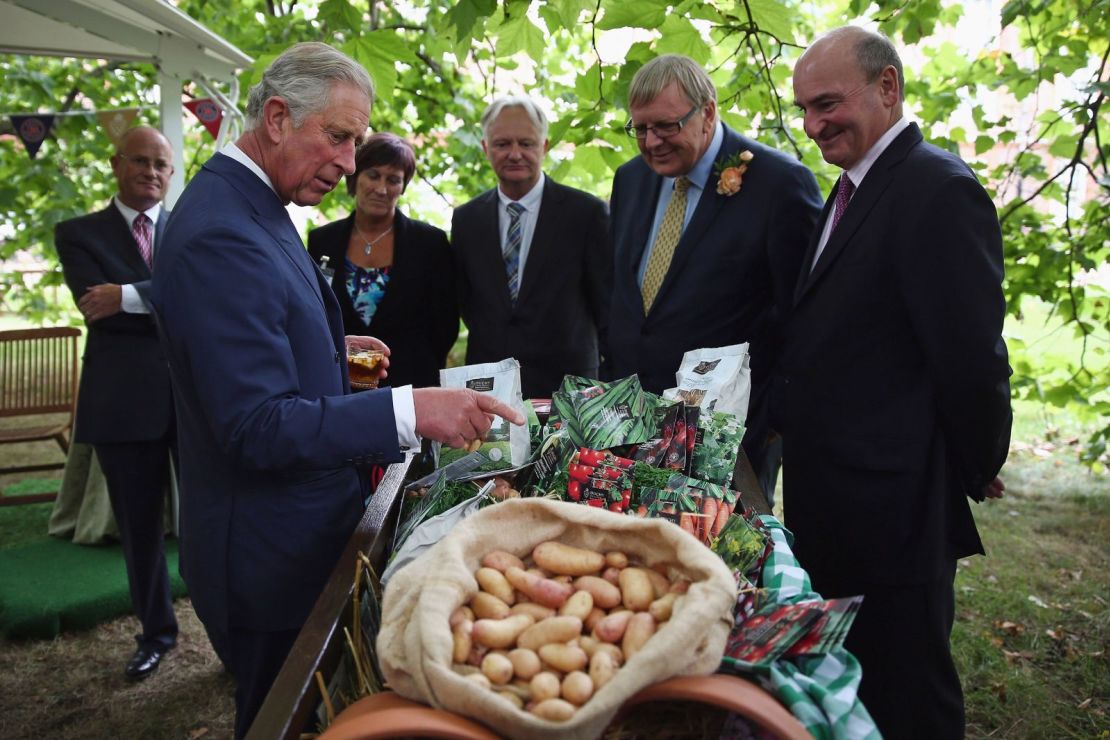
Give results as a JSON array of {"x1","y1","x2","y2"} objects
[{"x1": 377, "y1": 497, "x2": 736, "y2": 740}]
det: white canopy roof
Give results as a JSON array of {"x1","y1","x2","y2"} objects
[{"x1": 0, "y1": 0, "x2": 253, "y2": 205}]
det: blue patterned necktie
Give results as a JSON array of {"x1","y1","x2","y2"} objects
[{"x1": 503, "y1": 201, "x2": 526, "y2": 303}]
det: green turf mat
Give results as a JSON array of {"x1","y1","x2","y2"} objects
[{"x1": 0, "y1": 538, "x2": 187, "y2": 639}]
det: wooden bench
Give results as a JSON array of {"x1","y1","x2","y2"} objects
[{"x1": 0, "y1": 326, "x2": 81, "y2": 504}]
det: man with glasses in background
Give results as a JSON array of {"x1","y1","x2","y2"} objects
[
  {"x1": 453, "y1": 95, "x2": 611, "y2": 398},
  {"x1": 607, "y1": 55, "x2": 822, "y2": 499},
  {"x1": 55, "y1": 125, "x2": 179, "y2": 680}
]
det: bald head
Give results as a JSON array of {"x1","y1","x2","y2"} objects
[
  {"x1": 111, "y1": 126, "x2": 175, "y2": 211},
  {"x1": 793, "y1": 26, "x2": 904, "y2": 169}
]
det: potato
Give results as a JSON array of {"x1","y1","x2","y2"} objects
[
  {"x1": 497, "y1": 690, "x2": 524, "y2": 709},
  {"x1": 505, "y1": 566, "x2": 573, "y2": 608},
  {"x1": 644, "y1": 568, "x2": 671, "y2": 599},
  {"x1": 481, "y1": 652, "x2": 514, "y2": 685},
  {"x1": 465, "y1": 672, "x2": 491, "y2": 690},
  {"x1": 517, "y1": 615, "x2": 583, "y2": 651},
  {"x1": 530, "y1": 671, "x2": 561, "y2": 702},
  {"x1": 538, "y1": 643, "x2": 588, "y2": 673},
  {"x1": 589, "y1": 650, "x2": 618, "y2": 690},
  {"x1": 649, "y1": 592, "x2": 679, "y2": 623},
  {"x1": 605, "y1": 551, "x2": 629, "y2": 569},
  {"x1": 449, "y1": 605, "x2": 475, "y2": 628},
  {"x1": 482, "y1": 550, "x2": 525, "y2": 573},
  {"x1": 584, "y1": 607, "x2": 606, "y2": 632},
  {"x1": 558, "y1": 590, "x2": 594, "y2": 621},
  {"x1": 601, "y1": 567, "x2": 622, "y2": 586},
  {"x1": 531, "y1": 698, "x2": 576, "y2": 722},
  {"x1": 471, "y1": 591, "x2": 511, "y2": 620},
  {"x1": 669, "y1": 578, "x2": 690, "y2": 595},
  {"x1": 593, "y1": 610, "x2": 632, "y2": 643},
  {"x1": 561, "y1": 671, "x2": 594, "y2": 705},
  {"x1": 622, "y1": 612, "x2": 655, "y2": 659},
  {"x1": 466, "y1": 644, "x2": 489, "y2": 667},
  {"x1": 593, "y1": 642, "x2": 624, "y2": 667},
  {"x1": 476, "y1": 567, "x2": 516, "y2": 605},
  {"x1": 552, "y1": 574, "x2": 574, "y2": 585},
  {"x1": 510, "y1": 602, "x2": 556, "y2": 621},
  {"x1": 532, "y1": 541, "x2": 605, "y2": 576},
  {"x1": 618, "y1": 567, "x2": 655, "y2": 611},
  {"x1": 452, "y1": 619, "x2": 473, "y2": 664},
  {"x1": 472, "y1": 614, "x2": 534, "y2": 649},
  {"x1": 507, "y1": 648, "x2": 542, "y2": 680},
  {"x1": 572, "y1": 576, "x2": 622, "y2": 609}
]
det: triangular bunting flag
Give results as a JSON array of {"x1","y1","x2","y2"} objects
[
  {"x1": 184, "y1": 98, "x2": 223, "y2": 140},
  {"x1": 96, "y1": 108, "x2": 140, "y2": 148},
  {"x1": 10, "y1": 114, "x2": 55, "y2": 159}
]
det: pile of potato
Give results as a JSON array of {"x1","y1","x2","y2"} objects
[{"x1": 449, "y1": 541, "x2": 690, "y2": 721}]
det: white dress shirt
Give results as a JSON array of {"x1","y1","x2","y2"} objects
[
  {"x1": 810, "y1": 117, "x2": 911, "y2": 270},
  {"x1": 219, "y1": 143, "x2": 419, "y2": 449},
  {"x1": 113, "y1": 196, "x2": 161, "y2": 314},
  {"x1": 497, "y1": 172, "x2": 546, "y2": 275}
]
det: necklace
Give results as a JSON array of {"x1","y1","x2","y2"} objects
[{"x1": 354, "y1": 222, "x2": 394, "y2": 255}]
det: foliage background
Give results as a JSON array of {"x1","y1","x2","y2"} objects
[{"x1": 0, "y1": 0, "x2": 1106, "y2": 466}]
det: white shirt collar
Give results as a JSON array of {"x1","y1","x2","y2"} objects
[
  {"x1": 846, "y1": 116, "x2": 910, "y2": 188},
  {"x1": 221, "y1": 142, "x2": 276, "y2": 194},
  {"x1": 497, "y1": 172, "x2": 545, "y2": 211},
  {"x1": 113, "y1": 196, "x2": 161, "y2": 228}
]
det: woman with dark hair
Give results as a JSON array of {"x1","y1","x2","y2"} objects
[{"x1": 309, "y1": 132, "x2": 457, "y2": 388}]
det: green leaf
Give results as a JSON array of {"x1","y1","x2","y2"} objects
[
  {"x1": 655, "y1": 16, "x2": 710, "y2": 64},
  {"x1": 743, "y1": 0, "x2": 797, "y2": 43},
  {"x1": 496, "y1": 14, "x2": 545, "y2": 61},
  {"x1": 344, "y1": 32, "x2": 418, "y2": 104},
  {"x1": 597, "y1": 0, "x2": 667, "y2": 30},
  {"x1": 318, "y1": 0, "x2": 364, "y2": 33},
  {"x1": 446, "y1": 0, "x2": 495, "y2": 44}
]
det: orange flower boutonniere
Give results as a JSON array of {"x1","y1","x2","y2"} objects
[{"x1": 715, "y1": 149, "x2": 754, "y2": 196}]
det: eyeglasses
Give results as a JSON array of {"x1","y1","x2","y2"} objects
[
  {"x1": 624, "y1": 105, "x2": 700, "y2": 140},
  {"x1": 118, "y1": 154, "x2": 173, "y2": 174}
]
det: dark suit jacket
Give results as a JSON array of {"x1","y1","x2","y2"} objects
[
  {"x1": 152, "y1": 153, "x2": 404, "y2": 636},
  {"x1": 773, "y1": 123, "x2": 1012, "y2": 587},
  {"x1": 307, "y1": 210, "x2": 457, "y2": 389},
  {"x1": 453, "y1": 177, "x2": 610, "y2": 399},
  {"x1": 55, "y1": 203, "x2": 173, "y2": 444},
  {"x1": 608, "y1": 125, "x2": 822, "y2": 460}
]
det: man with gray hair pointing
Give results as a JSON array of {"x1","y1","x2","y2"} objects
[{"x1": 152, "y1": 43, "x2": 523, "y2": 737}]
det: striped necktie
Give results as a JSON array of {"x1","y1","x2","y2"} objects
[
  {"x1": 132, "y1": 213, "x2": 153, "y2": 269},
  {"x1": 830, "y1": 174, "x2": 855, "y2": 233},
  {"x1": 503, "y1": 201, "x2": 525, "y2": 303},
  {"x1": 641, "y1": 176, "x2": 690, "y2": 313}
]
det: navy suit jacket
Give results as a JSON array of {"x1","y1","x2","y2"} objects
[
  {"x1": 308, "y1": 210, "x2": 458, "y2": 389},
  {"x1": 55, "y1": 203, "x2": 173, "y2": 444},
  {"x1": 453, "y1": 177, "x2": 610, "y2": 399},
  {"x1": 773, "y1": 123, "x2": 1012, "y2": 587},
  {"x1": 608, "y1": 125, "x2": 822, "y2": 459},
  {"x1": 152, "y1": 153, "x2": 403, "y2": 635}
]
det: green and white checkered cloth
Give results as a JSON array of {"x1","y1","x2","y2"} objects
[{"x1": 723, "y1": 515, "x2": 881, "y2": 740}]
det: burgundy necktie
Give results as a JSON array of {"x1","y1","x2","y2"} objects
[
  {"x1": 830, "y1": 174, "x2": 855, "y2": 233},
  {"x1": 132, "y1": 213, "x2": 153, "y2": 269}
]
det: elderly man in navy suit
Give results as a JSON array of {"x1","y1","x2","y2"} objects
[
  {"x1": 607, "y1": 54, "x2": 822, "y2": 497},
  {"x1": 152, "y1": 43, "x2": 522, "y2": 738},
  {"x1": 778, "y1": 26, "x2": 1012, "y2": 737},
  {"x1": 55, "y1": 125, "x2": 178, "y2": 680}
]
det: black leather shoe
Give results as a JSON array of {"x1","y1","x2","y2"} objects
[{"x1": 124, "y1": 645, "x2": 170, "y2": 679}]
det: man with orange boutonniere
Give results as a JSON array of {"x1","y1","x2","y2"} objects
[{"x1": 606, "y1": 54, "x2": 822, "y2": 501}]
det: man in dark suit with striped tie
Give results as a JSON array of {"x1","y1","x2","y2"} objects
[
  {"x1": 55, "y1": 125, "x2": 178, "y2": 680},
  {"x1": 452, "y1": 96, "x2": 611, "y2": 399}
]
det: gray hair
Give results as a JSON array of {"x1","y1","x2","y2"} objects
[
  {"x1": 480, "y1": 96, "x2": 549, "y2": 141},
  {"x1": 245, "y1": 42, "x2": 375, "y2": 129},
  {"x1": 628, "y1": 54, "x2": 717, "y2": 109},
  {"x1": 821, "y1": 26, "x2": 905, "y2": 100}
]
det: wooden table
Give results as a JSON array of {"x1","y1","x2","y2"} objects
[{"x1": 248, "y1": 449, "x2": 768, "y2": 739}]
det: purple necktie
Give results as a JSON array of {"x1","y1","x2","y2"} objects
[
  {"x1": 132, "y1": 213, "x2": 153, "y2": 269},
  {"x1": 830, "y1": 174, "x2": 855, "y2": 233}
]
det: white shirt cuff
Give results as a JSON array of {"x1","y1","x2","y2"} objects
[
  {"x1": 391, "y1": 385, "x2": 420, "y2": 450},
  {"x1": 120, "y1": 284, "x2": 149, "y2": 314}
]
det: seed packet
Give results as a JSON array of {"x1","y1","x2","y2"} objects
[
  {"x1": 663, "y1": 343, "x2": 752, "y2": 422},
  {"x1": 656, "y1": 473, "x2": 739, "y2": 544},
  {"x1": 690, "y1": 410, "x2": 745, "y2": 486},
  {"x1": 681, "y1": 404, "x2": 700, "y2": 476},
  {"x1": 632, "y1": 400, "x2": 681, "y2": 467},
  {"x1": 712, "y1": 513, "x2": 768, "y2": 579},
  {"x1": 783, "y1": 596, "x2": 865, "y2": 657},
  {"x1": 436, "y1": 358, "x2": 529, "y2": 472},
  {"x1": 721, "y1": 602, "x2": 826, "y2": 668},
  {"x1": 550, "y1": 374, "x2": 653, "y2": 450},
  {"x1": 565, "y1": 447, "x2": 635, "y2": 512}
]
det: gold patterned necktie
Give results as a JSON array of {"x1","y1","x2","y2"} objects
[{"x1": 641, "y1": 176, "x2": 690, "y2": 313}]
